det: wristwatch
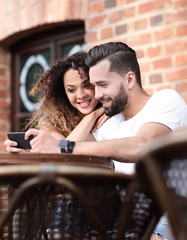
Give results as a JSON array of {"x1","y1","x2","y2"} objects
[{"x1": 58, "y1": 140, "x2": 75, "y2": 153}]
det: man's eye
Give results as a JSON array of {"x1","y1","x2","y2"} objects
[{"x1": 99, "y1": 83, "x2": 107, "y2": 87}]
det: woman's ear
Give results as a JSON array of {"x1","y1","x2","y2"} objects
[{"x1": 126, "y1": 71, "x2": 135, "y2": 90}]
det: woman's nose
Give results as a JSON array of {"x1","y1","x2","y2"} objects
[{"x1": 77, "y1": 88, "x2": 87, "y2": 99}]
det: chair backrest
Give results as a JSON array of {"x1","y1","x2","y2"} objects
[
  {"x1": 0, "y1": 163, "x2": 160, "y2": 240},
  {"x1": 136, "y1": 130, "x2": 187, "y2": 240}
]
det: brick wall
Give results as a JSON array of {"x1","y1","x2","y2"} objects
[
  {"x1": 85, "y1": 0, "x2": 187, "y2": 97},
  {"x1": 0, "y1": 0, "x2": 186, "y2": 151},
  {"x1": 0, "y1": 47, "x2": 11, "y2": 151}
]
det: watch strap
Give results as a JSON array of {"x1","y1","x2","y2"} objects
[
  {"x1": 68, "y1": 141, "x2": 75, "y2": 153},
  {"x1": 58, "y1": 140, "x2": 75, "y2": 153}
]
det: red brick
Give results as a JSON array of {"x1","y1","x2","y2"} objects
[
  {"x1": 101, "y1": 27, "x2": 113, "y2": 39},
  {"x1": 149, "y1": 73, "x2": 163, "y2": 84},
  {"x1": 165, "y1": 40, "x2": 187, "y2": 55},
  {"x1": 115, "y1": 24, "x2": 127, "y2": 35},
  {"x1": 117, "y1": 0, "x2": 125, "y2": 5},
  {"x1": 0, "y1": 68, "x2": 5, "y2": 75},
  {"x1": 175, "y1": 54, "x2": 187, "y2": 66},
  {"x1": 0, "y1": 79, "x2": 10, "y2": 87},
  {"x1": 0, "y1": 90, "x2": 8, "y2": 98},
  {"x1": 0, "y1": 54, "x2": 8, "y2": 64},
  {"x1": 176, "y1": 24, "x2": 187, "y2": 36},
  {"x1": 139, "y1": 62, "x2": 150, "y2": 72},
  {"x1": 147, "y1": 45, "x2": 162, "y2": 58},
  {"x1": 136, "y1": 49, "x2": 145, "y2": 58},
  {"x1": 0, "y1": 111, "x2": 10, "y2": 120},
  {"x1": 0, "y1": 131, "x2": 7, "y2": 142},
  {"x1": 154, "y1": 28, "x2": 173, "y2": 41},
  {"x1": 166, "y1": 68, "x2": 187, "y2": 81},
  {"x1": 90, "y1": 1, "x2": 103, "y2": 13},
  {"x1": 165, "y1": 10, "x2": 187, "y2": 23},
  {"x1": 127, "y1": 33, "x2": 152, "y2": 47},
  {"x1": 173, "y1": 0, "x2": 187, "y2": 8},
  {"x1": 153, "y1": 0, "x2": 171, "y2": 9},
  {"x1": 176, "y1": 81, "x2": 187, "y2": 93},
  {"x1": 0, "y1": 100, "x2": 10, "y2": 108},
  {"x1": 0, "y1": 145, "x2": 6, "y2": 152},
  {"x1": 85, "y1": 31, "x2": 97, "y2": 43},
  {"x1": 109, "y1": 10, "x2": 123, "y2": 23},
  {"x1": 0, "y1": 121, "x2": 9, "y2": 130},
  {"x1": 150, "y1": 15, "x2": 163, "y2": 26},
  {"x1": 123, "y1": 6, "x2": 135, "y2": 17},
  {"x1": 104, "y1": 0, "x2": 116, "y2": 8},
  {"x1": 153, "y1": 58, "x2": 172, "y2": 69},
  {"x1": 125, "y1": 0, "x2": 136, "y2": 3},
  {"x1": 134, "y1": 19, "x2": 147, "y2": 30},
  {"x1": 89, "y1": 15, "x2": 106, "y2": 28},
  {"x1": 139, "y1": 2, "x2": 153, "y2": 14}
]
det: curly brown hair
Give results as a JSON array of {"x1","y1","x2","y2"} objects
[{"x1": 24, "y1": 52, "x2": 91, "y2": 137}]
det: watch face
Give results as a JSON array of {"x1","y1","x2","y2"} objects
[{"x1": 59, "y1": 140, "x2": 69, "y2": 148}]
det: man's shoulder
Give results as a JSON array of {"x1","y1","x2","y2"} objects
[
  {"x1": 150, "y1": 89, "x2": 185, "y2": 106},
  {"x1": 153, "y1": 88, "x2": 178, "y2": 97}
]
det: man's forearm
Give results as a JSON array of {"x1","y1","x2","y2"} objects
[{"x1": 73, "y1": 137, "x2": 144, "y2": 163}]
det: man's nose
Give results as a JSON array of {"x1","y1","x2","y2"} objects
[{"x1": 94, "y1": 88, "x2": 103, "y2": 100}]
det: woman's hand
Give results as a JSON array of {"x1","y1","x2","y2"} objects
[
  {"x1": 92, "y1": 114, "x2": 109, "y2": 132},
  {"x1": 90, "y1": 107, "x2": 109, "y2": 132},
  {"x1": 4, "y1": 139, "x2": 27, "y2": 152}
]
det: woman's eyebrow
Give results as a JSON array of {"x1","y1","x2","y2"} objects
[{"x1": 65, "y1": 84, "x2": 75, "y2": 88}]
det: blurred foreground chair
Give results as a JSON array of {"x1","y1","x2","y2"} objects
[
  {"x1": 0, "y1": 163, "x2": 160, "y2": 240},
  {"x1": 136, "y1": 130, "x2": 187, "y2": 240}
]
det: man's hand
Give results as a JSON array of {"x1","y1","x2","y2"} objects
[{"x1": 25, "y1": 129, "x2": 60, "y2": 153}]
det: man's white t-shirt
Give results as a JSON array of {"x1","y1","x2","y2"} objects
[{"x1": 93, "y1": 89, "x2": 187, "y2": 175}]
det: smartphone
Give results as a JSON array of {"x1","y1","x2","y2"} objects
[{"x1": 7, "y1": 132, "x2": 35, "y2": 149}]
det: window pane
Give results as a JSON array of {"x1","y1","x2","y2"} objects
[
  {"x1": 19, "y1": 49, "x2": 50, "y2": 113},
  {"x1": 61, "y1": 43, "x2": 86, "y2": 57}
]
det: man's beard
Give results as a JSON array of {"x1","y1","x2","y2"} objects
[{"x1": 104, "y1": 85, "x2": 128, "y2": 117}]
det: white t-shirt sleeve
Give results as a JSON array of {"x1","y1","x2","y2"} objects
[{"x1": 140, "y1": 89, "x2": 187, "y2": 131}]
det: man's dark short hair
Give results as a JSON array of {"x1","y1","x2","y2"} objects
[{"x1": 85, "y1": 42, "x2": 142, "y2": 87}]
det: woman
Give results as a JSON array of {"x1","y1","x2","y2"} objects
[
  {"x1": 5, "y1": 52, "x2": 105, "y2": 152},
  {"x1": 24, "y1": 51, "x2": 104, "y2": 141}
]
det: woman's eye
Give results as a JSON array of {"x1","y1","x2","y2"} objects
[{"x1": 67, "y1": 88, "x2": 75, "y2": 93}]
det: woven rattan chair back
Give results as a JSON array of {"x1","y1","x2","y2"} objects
[{"x1": 136, "y1": 130, "x2": 187, "y2": 240}]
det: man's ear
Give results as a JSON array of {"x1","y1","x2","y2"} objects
[{"x1": 126, "y1": 71, "x2": 135, "y2": 90}]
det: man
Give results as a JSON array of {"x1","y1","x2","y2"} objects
[{"x1": 6, "y1": 42, "x2": 187, "y2": 239}]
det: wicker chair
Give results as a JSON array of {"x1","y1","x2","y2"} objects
[
  {"x1": 0, "y1": 163, "x2": 160, "y2": 240},
  {"x1": 136, "y1": 130, "x2": 187, "y2": 240}
]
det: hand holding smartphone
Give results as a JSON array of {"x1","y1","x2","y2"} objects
[{"x1": 7, "y1": 132, "x2": 35, "y2": 149}]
